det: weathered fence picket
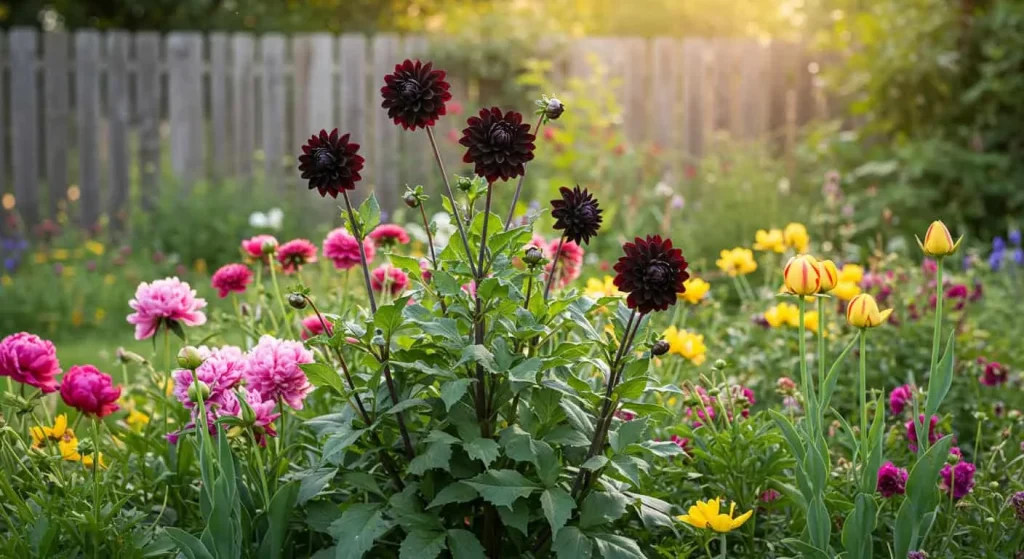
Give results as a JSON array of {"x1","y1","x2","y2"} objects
[{"x1": 0, "y1": 28, "x2": 828, "y2": 232}]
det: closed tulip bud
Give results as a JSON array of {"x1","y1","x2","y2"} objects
[
  {"x1": 817, "y1": 259, "x2": 838, "y2": 292},
  {"x1": 917, "y1": 220, "x2": 963, "y2": 257},
  {"x1": 176, "y1": 346, "x2": 204, "y2": 370},
  {"x1": 846, "y1": 293, "x2": 893, "y2": 328},
  {"x1": 783, "y1": 255, "x2": 821, "y2": 296}
]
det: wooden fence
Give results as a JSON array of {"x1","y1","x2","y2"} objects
[{"x1": 0, "y1": 29, "x2": 828, "y2": 230}]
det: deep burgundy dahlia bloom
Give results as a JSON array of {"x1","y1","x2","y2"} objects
[
  {"x1": 459, "y1": 107, "x2": 536, "y2": 183},
  {"x1": 298, "y1": 129, "x2": 365, "y2": 198},
  {"x1": 380, "y1": 59, "x2": 452, "y2": 130},
  {"x1": 613, "y1": 235, "x2": 689, "y2": 314},
  {"x1": 551, "y1": 185, "x2": 602, "y2": 245}
]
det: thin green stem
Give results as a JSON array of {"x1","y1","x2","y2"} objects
[
  {"x1": 859, "y1": 329, "x2": 867, "y2": 452},
  {"x1": 91, "y1": 419, "x2": 102, "y2": 532},
  {"x1": 817, "y1": 296, "x2": 826, "y2": 397},
  {"x1": 543, "y1": 235, "x2": 566, "y2": 301},
  {"x1": 249, "y1": 429, "x2": 272, "y2": 509},
  {"x1": 268, "y1": 261, "x2": 295, "y2": 338},
  {"x1": 504, "y1": 115, "x2": 544, "y2": 231},
  {"x1": 920, "y1": 257, "x2": 945, "y2": 456},
  {"x1": 162, "y1": 330, "x2": 170, "y2": 440},
  {"x1": 342, "y1": 189, "x2": 379, "y2": 314},
  {"x1": 719, "y1": 533, "x2": 727, "y2": 559},
  {"x1": 425, "y1": 126, "x2": 477, "y2": 277},
  {"x1": 797, "y1": 299, "x2": 810, "y2": 417}
]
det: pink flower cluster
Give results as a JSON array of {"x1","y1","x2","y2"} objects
[
  {"x1": 241, "y1": 234, "x2": 278, "y2": 262},
  {"x1": 277, "y1": 239, "x2": 318, "y2": 274},
  {"x1": 60, "y1": 365, "x2": 121, "y2": 417},
  {"x1": 371, "y1": 265, "x2": 410, "y2": 296},
  {"x1": 243, "y1": 335, "x2": 315, "y2": 410},
  {"x1": 172, "y1": 346, "x2": 246, "y2": 409},
  {"x1": 369, "y1": 224, "x2": 410, "y2": 246},
  {"x1": 976, "y1": 357, "x2": 1010, "y2": 387},
  {"x1": 889, "y1": 384, "x2": 914, "y2": 415},
  {"x1": 323, "y1": 228, "x2": 375, "y2": 270},
  {"x1": 523, "y1": 235, "x2": 585, "y2": 288},
  {"x1": 876, "y1": 461, "x2": 908, "y2": 497},
  {"x1": 0, "y1": 332, "x2": 62, "y2": 393},
  {"x1": 211, "y1": 263, "x2": 253, "y2": 298},
  {"x1": 940, "y1": 450, "x2": 976, "y2": 500},
  {"x1": 905, "y1": 414, "x2": 942, "y2": 453},
  {"x1": 127, "y1": 277, "x2": 208, "y2": 340},
  {"x1": 301, "y1": 315, "x2": 334, "y2": 340}
]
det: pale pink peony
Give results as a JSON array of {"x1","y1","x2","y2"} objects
[
  {"x1": 211, "y1": 263, "x2": 253, "y2": 298},
  {"x1": 323, "y1": 228, "x2": 375, "y2": 270},
  {"x1": 60, "y1": 365, "x2": 121, "y2": 417},
  {"x1": 546, "y1": 239, "x2": 584, "y2": 287},
  {"x1": 370, "y1": 265, "x2": 409, "y2": 296},
  {"x1": 0, "y1": 332, "x2": 62, "y2": 393},
  {"x1": 241, "y1": 234, "x2": 278, "y2": 261},
  {"x1": 368, "y1": 224, "x2": 410, "y2": 246},
  {"x1": 300, "y1": 315, "x2": 334, "y2": 340},
  {"x1": 277, "y1": 239, "x2": 318, "y2": 274},
  {"x1": 243, "y1": 335, "x2": 315, "y2": 410},
  {"x1": 127, "y1": 277, "x2": 208, "y2": 340},
  {"x1": 225, "y1": 388, "x2": 281, "y2": 446},
  {"x1": 172, "y1": 345, "x2": 246, "y2": 409}
]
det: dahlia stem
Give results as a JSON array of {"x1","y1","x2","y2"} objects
[
  {"x1": 477, "y1": 183, "x2": 493, "y2": 278},
  {"x1": 425, "y1": 126, "x2": 477, "y2": 277},
  {"x1": 419, "y1": 205, "x2": 439, "y2": 272},
  {"x1": 543, "y1": 235, "x2": 567, "y2": 301},
  {"x1": 504, "y1": 115, "x2": 544, "y2": 231},
  {"x1": 267, "y1": 260, "x2": 296, "y2": 338},
  {"x1": 472, "y1": 183, "x2": 494, "y2": 436},
  {"x1": 341, "y1": 190, "x2": 379, "y2": 314}
]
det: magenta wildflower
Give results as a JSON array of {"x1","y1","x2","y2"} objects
[
  {"x1": 0, "y1": 332, "x2": 61, "y2": 393},
  {"x1": 876, "y1": 461, "x2": 909, "y2": 497}
]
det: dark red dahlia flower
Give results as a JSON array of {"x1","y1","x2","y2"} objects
[
  {"x1": 551, "y1": 185, "x2": 602, "y2": 245},
  {"x1": 613, "y1": 235, "x2": 689, "y2": 314},
  {"x1": 380, "y1": 59, "x2": 452, "y2": 130},
  {"x1": 297, "y1": 129, "x2": 364, "y2": 198},
  {"x1": 459, "y1": 107, "x2": 536, "y2": 183}
]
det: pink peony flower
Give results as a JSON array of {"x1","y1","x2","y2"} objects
[
  {"x1": 300, "y1": 315, "x2": 334, "y2": 340},
  {"x1": 890, "y1": 384, "x2": 914, "y2": 415},
  {"x1": 906, "y1": 414, "x2": 941, "y2": 453},
  {"x1": 277, "y1": 239, "x2": 318, "y2": 274},
  {"x1": 227, "y1": 388, "x2": 281, "y2": 446},
  {"x1": 940, "y1": 460, "x2": 976, "y2": 500},
  {"x1": 546, "y1": 239, "x2": 584, "y2": 287},
  {"x1": 368, "y1": 224, "x2": 410, "y2": 246},
  {"x1": 0, "y1": 332, "x2": 62, "y2": 393},
  {"x1": 670, "y1": 434, "x2": 689, "y2": 451},
  {"x1": 980, "y1": 361, "x2": 1009, "y2": 386},
  {"x1": 60, "y1": 365, "x2": 121, "y2": 417},
  {"x1": 615, "y1": 409, "x2": 636, "y2": 421},
  {"x1": 462, "y1": 280, "x2": 477, "y2": 298},
  {"x1": 759, "y1": 489, "x2": 781, "y2": 503},
  {"x1": 323, "y1": 228, "x2": 375, "y2": 270},
  {"x1": 370, "y1": 265, "x2": 409, "y2": 296},
  {"x1": 241, "y1": 234, "x2": 278, "y2": 261},
  {"x1": 876, "y1": 461, "x2": 908, "y2": 497},
  {"x1": 172, "y1": 345, "x2": 246, "y2": 409},
  {"x1": 243, "y1": 335, "x2": 314, "y2": 410},
  {"x1": 419, "y1": 259, "x2": 433, "y2": 283},
  {"x1": 127, "y1": 277, "x2": 208, "y2": 340},
  {"x1": 210, "y1": 263, "x2": 253, "y2": 298}
]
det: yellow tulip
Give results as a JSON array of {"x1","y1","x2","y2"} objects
[
  {"x1": 783, "y1": 255, "x2": 821, "y2": 295},
  {"x1": 678, "y1": 497, "x2": 753, "y2": 533},
  {"x1": 784, "y1": 222, "x2": 810, "y2": 253},
  {"x1": 679, "y1": 277, "x2": 710, "y2": 304},
  {"x1": 918, "y1": 220, "x2": 962, "y2": 257},
  {"x1": 753, "y1": 229, "x2": 786, "y2": 253},
  {"x1": 846, "y1": 293, "x2": 893, "y2": 328},
  {"x1": 817, "y1": 260, "x2": 838, "y2": 292}
]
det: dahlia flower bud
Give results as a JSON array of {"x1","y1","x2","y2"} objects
[
  {"x1": 176, "y1": 346, "x2": 205, "y2": 370},
  {"x1": 817, "y1": 259, "x2": 838, "y2": 292},
  {"x1": 713, "y1": 359, "x2": 728, "y2": 370},
  {"x1": 403, "y1": 191, "x2": 420, "y2": 208},
  {"x1": 261, "y1": 240, "x2": 278, "y2": 255},
  {"x1": 187, "y1": 380, "x2": 211, "y2": 403},
  {"x1": 523, "y1": 246, "x2": 545, "y2": 268},
  {"x1": 918, "y1": 220, "x2": 963, "y2": 257},
  {"x1": 783, "y1": 255, "x2": 821, "y2": 296},
  {"x1": 651, "y1": 340, "x2": 670, "y2": 356},
  {"x1": 288, "y1": 293, "x2": 307, "y2": 310},
  {"x1": 116, "y1": 347, "x2": 147, "y2": 365},
  {"x1": 540, "y1": 96, "x2": 565, "y2": 121},
  {"x1": 846, "y1": 293, "x2": 893, "y2": 328}
]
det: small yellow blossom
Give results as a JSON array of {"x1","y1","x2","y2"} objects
[
  {"x1": 71, "y1": 309, "x2": 84, "y2": 327},
  {"x1": 33, "y1": 252, "x2": 48, "y2": 264},
  {"x1": 84, "y1": 240, "x2": 105, "y2": 256},
  {"x1": 679, "y1": 277, "x2": 710, "y2": 304},
  {"x1": 94, "y1": 308, "x2": 106, "y2": 323},
  {"x1": 126, "y1": 409, "x2": 150, "y2": 432},
  {"x1": 584, "y1": 275, "x2": 622, "y2": 299},
  {"x1": 753, "y1": 229, "x2": 786, "y2": 253},
  {"x1": 716, "y1": 248, "x2": 758, "y2": 277},
  {"x1": 663, "y1": 326, "x2": 707, "y2": 365},
  {"x1": 764, "y1": 302, "x2": 800, "y2": 328},
  {"x1": 103, "y1": 274, "x2": 116, "y2": 286},
  {"x1": 193, "y1": 259, "x2": 208, "y2": 274},
  {"x1": 803, "y1": 310, "x2": 819, "y2": 333},
  {"x1": 52, "y1": 249, "x2": 69, "y2": 261},
  {"x1": 82, "y1": 452, "x2": 107, "y2": 469},
  {"x1": 918, "y1": 220, "x2": 962, "y2": 257},
  {"x1": 832, "y1": 281, "x2": 861, "y2": 301},
  {"x1": 846, "y1": 293, "x2": 893, "y2": 328},
  {"x1": 31, "y1": 414, "x2": 72, "y2": 447},
  {"x1": 61, "y1": 266, "x2": 76, "y2": 278},
  {"x1": 783, "y1": 223, "x2": 810, "y2": 253},
  {"x1": 1, "y1": 275, "x2": 11, "y2": 287},
  {"x1": 838, "y1": 264, "x2": 864, "y2": 284},
  {"x1": 678, "y1": 497, "x2": 753, "y2": 533}
]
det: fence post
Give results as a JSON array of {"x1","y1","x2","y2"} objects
[
  {"x1": 107, "y1": 31, "x2": 131, "y2": 232},
  {"x1": 75, "y1": 30, "x2": 102, "y2": 229},
  {"x1": 167, "y1": 32, "x2": 205, "y2": 190},
  {"x1": 371, "y1": 34, "x2": 400, "y2": 216},
  {"x1": 10, "y1": 29, "x2": 40, "y2": 228},
  {"x1": 43, "y1": 31, "x2": 70, "y2": 223},
  {"x1": 135, "y1": 32, "x2": 162, "y2": 211}
]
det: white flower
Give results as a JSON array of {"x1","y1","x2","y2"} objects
[{"x1": 248, "y1": 208, "x2": 284, "y2": 230}]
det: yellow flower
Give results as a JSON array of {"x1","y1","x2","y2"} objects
[
  {"x1": 679, "y1": 277, "x2": 710, "y2": 304},
  {"x1": 61, "y1": 266, "x2": 76, "y2": 278},
  {"x1": 783, "y1": 255, "x2": 820, "y2": 295},
  {"x1": 1, "y1": 275, "x2": 11, "y2": 287},
  {"x1": 832, "y1": 281, "x2": 861, "y2": 301},
  {"x1": 31, "y1": 414, "x2": 72, "y2": 447},
  {"x1": 52, "y1": 249, "x2": 69, "y2": 261},
  {"x1": 82, "y1": 452, "x2": 108, "y2": 470},
  {"x1": 103, "y1": 274, "x2": 116, "y2": 286},
  {"x1": 58, "y1": 435, "x2": 82, "y2": 461},
  {"x1": 33, "y1": 252, "x2": 48, "y2": 264},
  {"x1": 818, "y1": 259, "x2": 838, "y2": 292},
  {"x1": 783, "y1": 223, "x2": 810, "y2": 253},
  {"x1": 846, "y1": 293, "x2": 893, "y2": 328},
  {"x1": 94, "y1": 308, "x2": 106, "y2": 323},
  {"x1": 126, "y1": 409, "x2": 150, "y2": 432},
  {"x1": 716, "y1": 248, "x2": 757, "y2": 277},
  {"x1": 193, "y1": 258, "x2": 208, "y2": 274},
  {"x1": 584, "y1": 275, "x2": 622, "y2": 299},
  {"x1": 71, "y1": 309, "x2": 84, "y2": 327},
  {"x1": 663, "y1": 326, "x2": 707, "y2": 365},
  {"x1": 753, "y1": 229, "x2": 785, "y2": 253},
  {"x1": 803, "y1": 310, "x2": 819, "y2": 333},
  {"x1": 84, "y1": 240, "x2": 105, "y2": 256},
  {"x1": 918, "y1": 220, "x2": 962, "y2": 257},
  {"x1": 764, "y1": 302, "x2": 800, "y2": 328},
  {"x1": 838, "y1": 264, "x2": 864, "y2": 284},
  {"x1": 678, "y1": 497, "x2": 753, "y2": 533}
]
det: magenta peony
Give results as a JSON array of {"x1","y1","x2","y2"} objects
[
  {"x1": 980, "y1": 361, "x2": 1009, "y2": 386},
  {"x1": 243, "y1": 335, "x2": 314, "y2": 410},
  {"x1": 127, "y1": 277, "x2": 208, "y2": 340},
  {"x1": 277, "y1": 239, "x2": 318, "y2": 275},
  {"x1": 241, "y1": 234, "x2": 278, "y2": 261},
  {"x1": 172, "y1": 345, "x2": 246, "y2": 409},
  {"x1": 228, "y1": 388, "x2": 281, "y2": 446},
  {"x1": 370, "y1": 265, "x2": 409, "y2": 296},
  {"x1": 906, "y1": 414, "x2": 941, "y2": 453},
  {"x1": 300, "y1": 315, "x2": 334, "y2": 340},
  {"x1": 368, "y1": 224, "x2": 410, "y2": 246},
  {"x1": 211, "y1": 263, "x2": 253, "y2": 298},
  {"x1": 323, "y1": 228, "x2": 375, "y2": 270},
  {"x1": 60, "y1": 365, "x2": 121, "y2": 417},
  {"x1": 876, "y1": 461, "x2": 908, "y2": 497},
  {"x1": 889, "y1": 384, "x2": 914, "y2": 415},
  {"x1": 0, "y1": 332, "x2": 62, "y2": 393},
  {"x1": 940, "y1": 460, "x2": 976, "y2": 500}
]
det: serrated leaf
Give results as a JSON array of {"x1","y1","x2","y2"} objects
[
  {"x1": 398, "y1": 530, "x2": 445, "y2": 559},
  {"x1": 579, "y1": 491, "x2": 629, "y2": 528},
  {"x1": 464, "y1": 470, "x2": 540, "y2": 508},
  {"x1": 508, "y1": 357, "x2": 542, "y2": 392},
  {"x1": 463, "y1": 438, "x2": 501, "y2": 469},
  {"x1": 322, "y1": 428, "x2": 368, "y2": 462},
  {"x1": 591, "y1": 534, "x2": 645, "y2": 559},
  {"x1": 329, "y1": 504, "x2": 390, "y2": 559},
  {"x1": 540, "y1": 488, "x2": 575, "y2": 538},
  {"x1": 497, "y1": 501, "x2": 530, "y2": 535},
  {"x1": 457, "y1": 345, "x2": 498, "y2": 372},
  {"x1": 427, "y1": 482, "x2": 478, "y2": 509},
  {"x1": 553, "y1": 527, "x2": 592, "y2": 559},
  {"x1": 440, "y1": 379, "x2": 474, "y2": 411},
  {"x1": 559, "y1": 399, "x2": 595, "y2": 437},
  {"x1": 446, "y1": 529, "x2": 485, "y2": 559},
  {"x1": 581, "y1": 455, "x2": 609, "y2": 471},
  {"x1": 609, "y1": 416, "x2": 648, "y2": 454},
  {"x1": 358, "y1": 194, "x2": 381, "y2": 237},
  {"x1": 298, "y1": 468, "x2": 337, "y2": 505},
  {"x1": 390, "y1": 254, "x2": 424, "y2": 282},
  {"x1": 408, "y1": 441, "x2": 453, "y2": 476},
  {"x1": 301, "y1": 363, "x2": 346, "y2": 396}
]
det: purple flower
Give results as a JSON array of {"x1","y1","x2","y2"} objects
[
  {"x1": 876, "y1": 461, "x2": 908, "y2": 497},
  {"x1": 906, "y1": 414, "x2": 941, "y2": 453},
  {"x1": 172, "y1": 345, "x2": 246, "y2": 409},
  {"x1": 940, "y1": 461, "x2": 976, "y2": 500},
  {"x1": 993, "y1": 236, "x2": 1006, "y2": 252},
  {"x1": 1010, "y1": 229, "x2": 1022, "y2": 246},
  {"x1": 980, "y1": 361, "x2": 1009, "y2": 387},
  {"x1": 890, "y1": 384, "x2": 914, "y2": 416},
  {"x1": 1013, "y1": 248, "x2": 1024, "y2": 266},
  {"x1": 1010, "y1": 491, "x2": 1024, "y2": 523}
]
